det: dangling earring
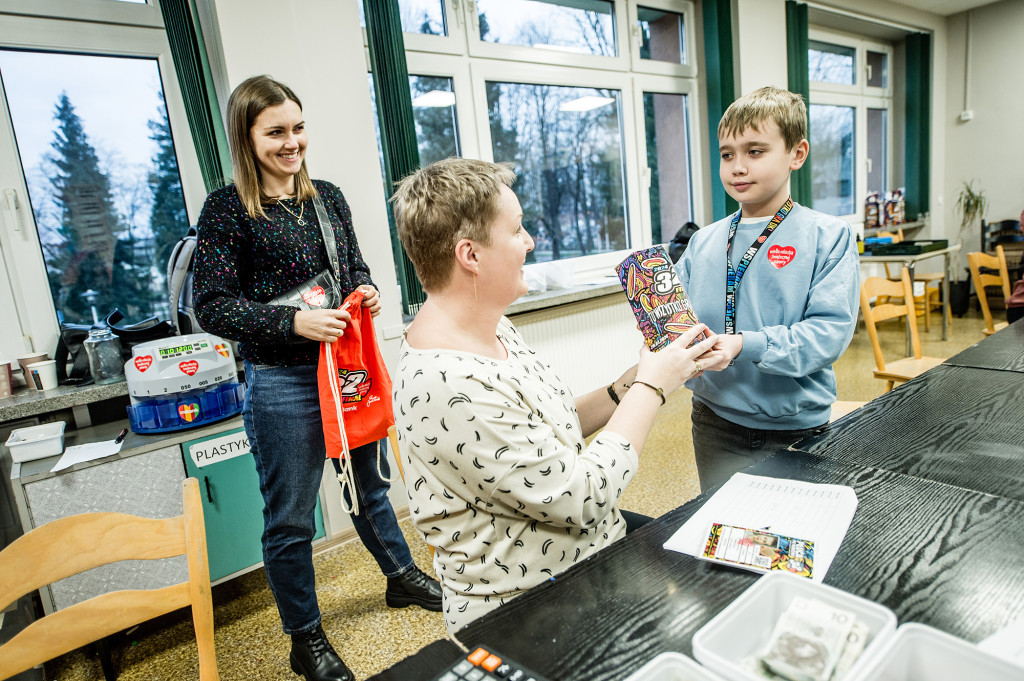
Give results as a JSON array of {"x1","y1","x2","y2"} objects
[{"x1": 473, "y1": 267, "x2": 479, "y2": 303}]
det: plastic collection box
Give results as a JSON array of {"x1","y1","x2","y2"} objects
[
  {"x1": 624, "y1": 652, "x2": 726, "y2": 681},
  {"x1": 692, "y1": 572, "x2": 897, "y2": 681},
  {"x1": 850, "y1": 623, "x2": 1024, "y2": 680},
  {"x1": 5, "y1": 421, "x2": 67, "y2": 463}
]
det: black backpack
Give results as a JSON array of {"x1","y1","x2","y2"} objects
[
  {"x1": 668, "y1": 221, "x2": 700, "y2": 263},
  {"x1": 166, "y1": 226, "x2": 204, "y2": 335}
]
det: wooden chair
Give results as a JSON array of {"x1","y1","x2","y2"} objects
[
  {"x1": 387, "y1": 425, "x2": 434, "y2": 559},
  {"x1": 0, "y1": 478, "x2": 218, "y2": 680},
  {"x1": 860, "y1": 267, "x2": 946, "y2": 392},
  {"x1": 967, "y1": 245, "x2": 1012, "y2": 336},
  {"x1": 878, "y1": 229, "x2": 947, "y2": 331}
]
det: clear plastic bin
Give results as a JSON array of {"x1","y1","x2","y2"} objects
[
  {"x1": 692, "y1": 572, "x2": 897, "y2": 681},
  {"x1": 5, "y1": 421, "x2": 66, "y2": 463},
  {"x1": 624, "y1": 652, "x2": 726, "y2": 681},
  {"x1": 850, "y1": 623, "x2": 1024, "y2": 681}
]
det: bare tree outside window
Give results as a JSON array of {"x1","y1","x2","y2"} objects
[{"x1": 487, "y1": 81, "x2": 627, "y2": 262}]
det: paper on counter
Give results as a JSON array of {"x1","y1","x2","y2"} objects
[
  {"x1": 664, "y1": 473, "x2": 858, "y2": 582},
  {"x1": 51, "y1": 440, "x2": 123, "y2": 472}
]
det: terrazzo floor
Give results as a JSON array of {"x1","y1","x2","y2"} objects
[{"x1": 42, "y1": 306, "x2": 994, "y2": 681}]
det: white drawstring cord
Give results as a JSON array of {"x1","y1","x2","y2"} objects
[
  {"x1": 324, "y1": 297, "x2": 398, "y2": 515},
  {"x1": 325, "y1": 327, "x2": 358, "y2": 516}
]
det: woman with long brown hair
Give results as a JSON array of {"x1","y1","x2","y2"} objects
[{"x1": 194, "y1": 75, "x2": 440, "y2": 681}]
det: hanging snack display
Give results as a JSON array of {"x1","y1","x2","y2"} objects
[{"x1": 124, "y1": 332, "x2": 244, "y2": 433}]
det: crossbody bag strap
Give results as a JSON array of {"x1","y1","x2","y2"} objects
[{"x1": 312, "y1": 193, "x2": 341, "y2": 281}]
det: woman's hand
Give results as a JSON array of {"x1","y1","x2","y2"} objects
[
  {"x1": 293, "y1": 308, "x2": 353, "y2": 342},
  {"x1": 635, "y1": 324, "x2": 720, "y2": 396},
  {"x1": 358, "y1": 284, "x2": 382, "y2": 317}
]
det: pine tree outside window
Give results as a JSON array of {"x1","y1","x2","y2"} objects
[{"x1": 0, "y1": 7, "x2": 206, "y2": 356}]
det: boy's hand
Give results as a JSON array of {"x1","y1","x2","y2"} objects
[{"x1": 700, "y1": 333, "x2": 743, "y2": 371}]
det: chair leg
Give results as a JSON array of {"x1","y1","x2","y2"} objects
[
  {"x1": 95, "y1": 637, "x2": 118, "y2": 681},
  {"x1": 885, "y1": 380, "x2": 895, "y2": 393}
]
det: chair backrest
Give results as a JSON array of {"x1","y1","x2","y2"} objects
[
  {"x1": 860, "y1": 267, "x2": 922, "y2": 371},
  {"x1": 967, "y1": 245, "x2": 1012, "y2": 333},
  {"x1": 0, "y1": 478, "x2": 218, "y2": 680}
]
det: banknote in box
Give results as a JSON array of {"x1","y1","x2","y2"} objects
[{"x1": 615, "y1": 245, "x2": 706, "y2": 350}]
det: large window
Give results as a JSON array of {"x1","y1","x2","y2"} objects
[
  {"x1": 0, "y1": 8, "x2": 205, "y2": 357},
  {"x1": 807, "y1": 28, "x2": 893, "y2": 225},
  {"x1": 364, "y1": 0, "x2": 700, "y2": 305}
]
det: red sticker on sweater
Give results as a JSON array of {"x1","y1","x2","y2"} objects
[
  {"x1": 134, "y1": 356, "x2": 153, "y2": 372},
  {"x1": 178, "y1": 403, "x2": 199, "y2": 422},
  {"x1": 767, "y1": 245, "x2": 796, "y2": 269},
  {"x1": 179, "y1": 360, "x2": 199, "y2": 376},
  {"x1": 302, "y1": 285, "x2": 326, "y2": 307}
]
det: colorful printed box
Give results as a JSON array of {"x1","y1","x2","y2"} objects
[{"x1": 615, "y1": 245, "x2": 706, "y2": 350}]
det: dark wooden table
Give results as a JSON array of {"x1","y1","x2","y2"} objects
[
  {"x1": 942, "y1": 318, "x2": 1024, "y2": 373},
  {"x1": 790, "y1": 364, "x2": 1024, "y2": 501},
  {"x1": 373, "y1": 328, "x2": 1024, "y2": 681},
  {"x1": 453, "y1": 451, "x2": 1024, "y2": 681}
]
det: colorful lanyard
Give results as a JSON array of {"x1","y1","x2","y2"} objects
[{"x1": 725, "y1": 198, "x2": 793, "y2": 334}]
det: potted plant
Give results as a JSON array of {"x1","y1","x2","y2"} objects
[{"x1": 950, "y1": 180, "x2": 988, "y2": 315}]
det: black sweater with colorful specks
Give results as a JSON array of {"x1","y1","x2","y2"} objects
[{"x1": 194, "y1": 180, "x2": 373, "y2": 366}]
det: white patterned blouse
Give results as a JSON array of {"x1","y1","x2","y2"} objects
[{"x1": 394, "y1": 317, "x2": 637, "y2": 634}]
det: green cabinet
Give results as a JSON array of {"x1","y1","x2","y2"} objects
[{"x1": 182, "y1": 427, "x2": 325, "y2": 582}]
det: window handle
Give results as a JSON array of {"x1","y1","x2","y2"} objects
[
  {"x1": 866, "y1": 157, "x2": 873, "y2": 173},
  {"x1": 3, "y1": 188, "x2": 20, "y2": 231},
  {"x1": 450, "y1": 0, "x2": 463, "y2": 28}
]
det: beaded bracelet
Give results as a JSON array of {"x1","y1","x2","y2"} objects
[{"x1": 630, "y1": 380, "x2": 665, "y2": 405}]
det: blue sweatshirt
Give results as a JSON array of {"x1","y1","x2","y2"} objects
[{"x1": 676, "y1": 203, "x2": 860, "y2": 430}]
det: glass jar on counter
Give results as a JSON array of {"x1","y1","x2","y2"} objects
[{"x1": 83, "y1": 328, "x2": 126, "y2": 385}]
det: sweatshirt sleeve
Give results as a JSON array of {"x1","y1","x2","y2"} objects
[
  {"x1": 193, "y1": 191, "x2": 299, "y2": 345},
  {"x1": 404, "y1": 368, "x2": 638, "y2": 529},
  {"x1": 740, "y1": 225, "x2": 860, "y2": 376}
]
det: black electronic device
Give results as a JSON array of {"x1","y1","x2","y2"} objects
[{"x1": 431, "y1": 646, "x2": 552, "y2": 681}]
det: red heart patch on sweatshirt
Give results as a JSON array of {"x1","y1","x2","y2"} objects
[{"x1": 767, "y1": 245, "x2": 796, "y2": 269}]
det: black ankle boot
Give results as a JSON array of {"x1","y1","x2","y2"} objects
[
  {"x1": 385, "y1": 566, "x2": 443, "y2": 611},
  {"x1": 289, "y1": 624, "x2": 354, "y2": 681}
]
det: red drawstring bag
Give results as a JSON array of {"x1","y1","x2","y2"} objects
[{"x1": 318, "y1": 289, "x2": 396, "y2": 514}]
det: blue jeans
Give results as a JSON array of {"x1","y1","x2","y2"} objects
[
  {"x1": 691, "y1": 398, "x2": 829, "y2": 494},
  {"x1": 243, "y1": 362, "x2": 414, "y2": 634}
]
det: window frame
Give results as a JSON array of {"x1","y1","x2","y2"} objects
[
  {"x1": 368, "y1": 0, "x2": 700, "y2": 288},
  {"x1": 630, "y1": 73, "x2": 704, "y2": 244},
  {"x1": 627, "y1": 0, "x2": 696, "y2": 78},
  {"x1": 469, "y1": 59, "x2": 643, "y2": 277},
  {"x1": 0, "y1": 9, "x2": 206, "y2": 356},
  {"x1": 808, "y1": 27, "x2": 894, "y2": 226}
]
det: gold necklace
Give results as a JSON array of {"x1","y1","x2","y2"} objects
[{"x1": 277, "y1": 197, "x2": 306, "y2": 226}]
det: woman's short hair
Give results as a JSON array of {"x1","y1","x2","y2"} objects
[
  {"x1": 226, "y1": 75, "x2": 316, "y2": 219},
  {"x1": 718, "y1": 86, "x2": 807, "y2": 151},
  {"x1": 392, "y1": 158, "x2": 516, "y2": 293}
]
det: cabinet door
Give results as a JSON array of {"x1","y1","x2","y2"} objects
[
  {"x1": 182, "y1": 427, "x2": 325, "y2": 582},
  {"x1": 23, "y1": 444, "x2": 186, "y2": 613}
]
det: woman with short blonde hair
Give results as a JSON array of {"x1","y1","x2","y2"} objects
[{"x1": 392, "y1": 157, "x2": 721, "y2": 634}]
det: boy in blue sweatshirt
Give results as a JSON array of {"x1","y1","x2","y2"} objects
[{"x1": 677, "y1": 86, "x2": 860, "y2": 492}]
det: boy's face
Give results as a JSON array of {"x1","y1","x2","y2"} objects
[{"x1": 719, "y1": 120, "x2": 808, "y2": 217}]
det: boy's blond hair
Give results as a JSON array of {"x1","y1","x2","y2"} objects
[
  {"x1": 392, "y1": 158, "x2": 516, "y2": 293},
  {"x1": 718, "y1": 86, "x2": 807, "y2": 151}
]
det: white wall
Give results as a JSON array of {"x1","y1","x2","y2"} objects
[
  {"x1": 943, "y1": 0, "x2": 1024, "y2": 255},
  {"x1": 735, "y1": 0, "x2": 788, "y2": 94}
]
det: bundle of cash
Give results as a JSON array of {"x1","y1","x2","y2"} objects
[{"x1": 751, "y1": 597, "x2": 868, "y2": 681}]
